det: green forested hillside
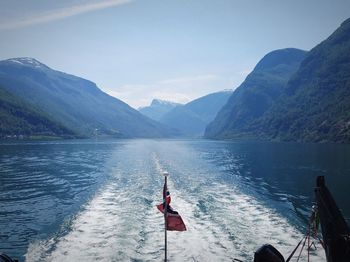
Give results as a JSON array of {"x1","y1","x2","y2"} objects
[
  {"x1": 205, "y1": 48, "x2": 307, "y2": 138},
  {"x1": 255, "y1": 18, "x2": 350, "y2": 143},
  {"x1": 205, "y1": 18, "x2": 350, "y2": 143},
  {"x1": 0, "y1": 87, "x2": 76, "y2": 138}
]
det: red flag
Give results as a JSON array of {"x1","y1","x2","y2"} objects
[
  {"x1": 166, "y1": 210, "x2": 187, "y2": 231},
  {"x1": 157, "y1": 181, "x2": 186, "y2": 231}
]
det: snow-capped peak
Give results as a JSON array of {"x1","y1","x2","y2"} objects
[
  {"x1": 151, "y1": 99, "x2": 180, "y2": 106},
  {"x1": 6, "y1": 57, "x2": 48, "y2": 69}
]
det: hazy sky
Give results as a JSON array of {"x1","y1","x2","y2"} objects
[{"x1": 0, "y1": 0, "x2": 350, "y2": 108}]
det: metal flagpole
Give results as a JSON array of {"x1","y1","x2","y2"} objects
[{"x1": 164, "y1": 172, "x2": 168, "y2": 262}]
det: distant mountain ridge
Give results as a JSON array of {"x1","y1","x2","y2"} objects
[
  {"x1": 160, "y1": 90, "x2": 232, "y2": 137},
  {"x1": 0, "y1": 57, "x2": 177, "y2": 138},
  {"x1": 138, "y1": 99, "x2": 181, "y2": 121},
  {"x1": 150, "y1": 99, "x2": 179, "y2": 107}
]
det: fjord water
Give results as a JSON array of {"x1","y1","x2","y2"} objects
[{"x1": 1, "y1": 140, "x2": 349, "y2": 261}]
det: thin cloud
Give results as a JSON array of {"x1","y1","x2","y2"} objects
[
  {"x1": 0, "y1": 0, "x2": 132, "y2": 30},
  {"x1": 159, "y1": 74, "x2": 219, "y2": 85}
]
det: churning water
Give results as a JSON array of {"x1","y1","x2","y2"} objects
[{"x1": 1, "y1": 139, "x2": 350, "y2": 261}]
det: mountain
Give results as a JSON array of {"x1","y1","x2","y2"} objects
[
  {"x1": 160, "y1": 90, "x2": 232, "y2": 137},
  {"x1": 0, "y1": 87, "x2": 76, "y2": 138},
  {"x1": 0, "y1": 57, "x2": 176, "y2": 138},
  {"x1": 254, "y1": 18, "x2": 350, "y2": 143},
  {"x1": 138, "y1": 99, "x2": 181, "y2": 121},
  {"x1": 206, "y1": 17, "x2": 350, "y2": 143},
  {"x1": 205, "y1": 48, "x2": 307, "y2": 138}
]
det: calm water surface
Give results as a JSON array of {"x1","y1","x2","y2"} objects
[{"x1": 0, "y1": 139, "x2": 349, "y2": 261}]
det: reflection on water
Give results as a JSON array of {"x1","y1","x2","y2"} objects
[{"x1": 1, "y1": 139, "x2": 349, "y2": 261}]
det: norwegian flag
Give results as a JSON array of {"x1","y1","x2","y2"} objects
[{"x1": 157, "y1": 181, "x2": 186, "y2": 231}]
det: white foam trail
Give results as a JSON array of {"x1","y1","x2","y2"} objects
[
  {"x1": 25, "y1": 140, "x2": 326, "y2": 261},
  {"x1": 153, "y1": 153, "x2": 165, "y2": 175}
]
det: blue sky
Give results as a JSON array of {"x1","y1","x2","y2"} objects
[{"x1": 0, "y1": 0, "x2": 350, "y2": 108}]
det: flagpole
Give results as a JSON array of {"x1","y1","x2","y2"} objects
[{"x1": 164, "y1": 172, "x2": 168, "y2": 262}]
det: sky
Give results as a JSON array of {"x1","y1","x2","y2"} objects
[{"x1": 0, "y1": 0, "x2": 350, "y2": 108}]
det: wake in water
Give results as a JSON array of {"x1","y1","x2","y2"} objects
[{"x1": 25, "y1": 140, "x2": 325, "y2": 261}]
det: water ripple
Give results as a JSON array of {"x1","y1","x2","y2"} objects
[{"x1": 1, "y1": 140, "x2": 340, "y2": 261}]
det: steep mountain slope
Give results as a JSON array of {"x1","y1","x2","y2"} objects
[
  {"x1": 205, "y1": 48, "x2": 307, "y2": 138},
  {"x1": 160, "y1": 90, "x2": 232, "y2": 136},
  {"x1": 0, "y1": 58, "x2": 176, "y2": 138},
  {"x1": 255, "y1": 18, "x2": 350, "y2": 143},
  {"x1": 0, "y1": 87, "x2": 76, "y2": 138},
  {"x1": 138, "y1": 99, "x2": 181, "y2": 121}
]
